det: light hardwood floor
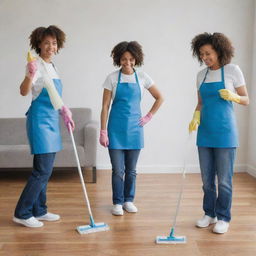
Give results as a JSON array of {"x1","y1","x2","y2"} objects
[{"x1": 0, "y1": 170, "x2": 255, "y2": 256}]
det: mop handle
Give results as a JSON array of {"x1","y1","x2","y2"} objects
[
  {"x1": 171, "y1": 134, "x2": 192, "y2": 231},
  {"x1": 171, "y1": 166, "x2": 186, "y2": 231},
  {"x1": 68, "y1": 123, "x2": 94, "y2": 219}
]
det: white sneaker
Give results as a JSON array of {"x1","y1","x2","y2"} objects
[
  {"x1": 36, "y1": 212, "x2": 60, "y2": 221},
  {"x1": 111, "y1": 204, "x2": 124, "y2": 216},
  {"x1": 196, "y1": 215, "x2": 217, "y2": 228},
  {"x1": 123, "y1": 202, "x2": 138, "y2": 213},
  {"x1": 13, "y1": 216, "x2": 44, "y2": 228},
  {"x1": 213, "y1": 220, "x2": 229, "y2": 234}
]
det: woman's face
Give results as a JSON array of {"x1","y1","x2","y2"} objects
[
  {"x1": 120, "y1": 51, "x2": 136, "y2": 74},
  {"x1": 39, "y1": 35, "x2": 58, "y2": 62},
  {"x1": 199, "y1": 44, "x2": 220, "y2": 70}
]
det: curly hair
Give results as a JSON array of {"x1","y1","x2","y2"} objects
[
  {"x1": 29, "y1": 25, "x2": 66, "y2": 54},
  {"x1": 191, "y1": 32, "x2": 234, "y2": 66},
  {"x1": 111, "y1": 41, "x2": 144, "y2": 67}
]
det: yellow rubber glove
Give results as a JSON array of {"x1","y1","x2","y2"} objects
[
  {"x1": 189, "y1": 110, "x2": 200, "y2": 133},
  {"x1": 219, "y1": 89, "x2": 241, "y2": 103}
]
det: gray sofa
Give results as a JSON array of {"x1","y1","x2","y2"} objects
[{"x1": 0, "y1": 108, "x2": 98, "y2": 183}]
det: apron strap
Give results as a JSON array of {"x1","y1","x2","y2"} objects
[
  {"x1": 201, "y1": 68, "x2": 209, "y2": 85},
  {"x1": 134, "y1": 69, "x2": 140, "y2": 86},
  {"x1": 221, "y1": 66, "x2": 225, "y2": 82},
  {"x1": 118, "y1": 70, "x2": 122, "y2": 84}
]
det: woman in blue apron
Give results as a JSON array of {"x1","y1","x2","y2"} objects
[
  {"x1": 13, "y1": 26, "x2": 75, "y2": 228},
  {"x1": 189, "y1": 33, "x2": 249, "y2": 233},
  {"x1": 100, "y1": 41, "x2": 164, "y2": 216}
]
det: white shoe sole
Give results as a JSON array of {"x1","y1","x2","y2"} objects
[
  {"x1": 213, "y1": 227, "x2": 229, "y2": 234},
  {"x1": 13, "y1": 217, "x2": 44, "y2": 228},
  {"x1": 36, "y1": 216, "x2": 60, "y2": 221},
  {"x1": 111, "y1": 211, "x2": 124, "y2": 216},
  {"x1": 123, "y1": 207, "x2": 137, "y2": 213}
]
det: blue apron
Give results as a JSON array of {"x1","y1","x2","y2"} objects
[
  {"x1": 26, "y1": 79, "x2": 63, "y2": 154},
  {"x1": 197, "y1": 67, "x2": 238, "y2": 148},
  {"x1": 107, "y1": 70, "x2": 144, "y2": 149}
]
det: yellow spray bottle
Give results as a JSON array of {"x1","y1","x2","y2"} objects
[{"x1": 27, "y1": 51, "x2": 36, "y2": 62}]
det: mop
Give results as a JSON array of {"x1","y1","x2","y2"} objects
[
  {"x1": 68, "y1": 112, "x2": 110, "y2": 234},
  {"x1": 156, "y1": 135, "x2": 192, "y2": 244}
]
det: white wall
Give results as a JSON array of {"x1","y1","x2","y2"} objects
[
  {"x1": 247, "y1": 1, "x2": 256, "y2": 177},
  {"x1": 0, "y1": 0, "x2": 254, "y2": 173}
]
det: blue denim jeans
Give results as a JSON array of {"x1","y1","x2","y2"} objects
[
  {"x1": 109, "y1": 149, "x2": 141, "y2": 205},
  {"x1": 14, "y1": 153, "x2": 56, "y2": 219},
  {"x1": 198, "y1": 147, "x2": 236, "y2": 222}
]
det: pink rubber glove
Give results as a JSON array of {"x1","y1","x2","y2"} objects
[
  {"x1": 60, "y1": 106, "x2": 75, "y2": 132},
  {"x1": 99, "y1": 130, "x2": 109, "y2": 147},
  {"x1": 26, "y1": 61, "x2": 37, "y2": 79},
  {"x1": 139, "y1": 112, "x2": 153, "y2": 126}
]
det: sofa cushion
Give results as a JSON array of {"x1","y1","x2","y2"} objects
[
  {"x1": 0, "y1": 145, "x2": 32, "y2": 168},
  {"x1": 0, "y1": 118, "x2": 28, "y2": 145},
  {"x1": 55, "y1": 143, "x2": 85, "y2": 167},
  {"x1": 0, "y1": 108, "x2": 96, "y2": 172},
  {"x1": 0, "y1": 109, "x2": 92, "y2": 146},
  {"x1": 0, "y1": 144, "x2": 85, "y2": 168}
]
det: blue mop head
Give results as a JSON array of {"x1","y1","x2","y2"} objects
[
  {"x1": 77, "y1": 222, "x2": 110, "y2": 235},
  {"x1": 77, "y1": 216, "x2": 110, "y2": 234},
  {"x1": 156, "y1": 235, "x2": 186, "y2": 244},
  {"x1": 156, "y1": 228, "x2": 187, "y2": 244}
]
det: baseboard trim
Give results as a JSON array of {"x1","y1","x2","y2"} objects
[{"x1": 247, "y1": 164, "x2": 256, "y2": 178}]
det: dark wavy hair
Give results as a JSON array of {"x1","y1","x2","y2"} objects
[
  {"x1": 29, "y1": 25, "x2": 66, "y2": 54},
  {"x1": 191, "y1": 32, "x2": 234, "y2": 66},
  {"x1": 111, "y1": 41, "x2": 144, "y2": 67}
]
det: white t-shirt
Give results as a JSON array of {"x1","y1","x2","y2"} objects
[
  {"x1": 196, "y1": 64, "x2": 245, "y2": 92},
  {"x1": 102, "y1": 70, "x2": 154, "y2": 99},
  {"x1": 29, "y1": 57, "x2": 60, "y2": 100}
]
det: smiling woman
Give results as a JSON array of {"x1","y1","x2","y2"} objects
[
  {"x1": 189, "y1": 32, "x2": 249, "y2": 234},
  {"x1": 13, "y1": 25, "x2": 75, "y2": 229},
  {"x1": 99, "y1": 41, "x2": 164, "y2": 216}
]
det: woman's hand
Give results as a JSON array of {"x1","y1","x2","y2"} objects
[
  {"x1": 99, "y1": 130, "x2": 109, "y2": 147},
  {"x1": 189, "y1": 110, "x2": 200, "y2": 133},
  {"x1": 219, "y1": 89, "x2": 240, "y2": 103},
  {"x1": 60, "y1": 106, "x2": 75, "y2": 132},
  {"x1": 139, "y1": 112, "x2": 153, "y2": 126},
  {"x1": 26, "y1": 51, "x2": 37, "y2": 79}
]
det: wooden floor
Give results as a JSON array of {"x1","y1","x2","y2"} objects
[{"x1": 0, "y1": 170, "x2": 256, "y2": 256}]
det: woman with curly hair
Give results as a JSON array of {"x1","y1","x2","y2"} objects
[
  {"x1": 189, "y1": 32, "x2": 249, "y2": 233},
  {"x1": 100, "y1": 41, "x2": 163, "y2": 216},
  {"x1": 13, "y1": 25, "x2": 74, "y2": 228}
]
